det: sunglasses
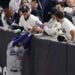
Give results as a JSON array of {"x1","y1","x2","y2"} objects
[{"x1": 22, "y1": 10, "x2": 29, "y2": 13}]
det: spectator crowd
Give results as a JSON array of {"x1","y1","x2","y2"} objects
[
  {"x1": 0, "y1": 0, "x2": 75, "y2": 42},
  {"x1": 0, "y1": 0, "x2": 75, "y2": 75}
]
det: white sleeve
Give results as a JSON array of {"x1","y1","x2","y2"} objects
[
  {"x1": 19, "y1": 17, "x2": 22, "y2": 27},
  {"x1": 36, "y1": 18, "x2": 43, "y2": 26},
  {"x1": 63, "y1": 18, "x2": 75, "y2": 32}
]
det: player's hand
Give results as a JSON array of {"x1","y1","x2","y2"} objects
[
  {"x1": 27, "y1": 25, "x2": 34, "y2": 32},
  {"x1": 43, "y1": 22, "x2": 48, "y2": 26},
  {"x1": 33, "y1": 26, "x2": 44, "y2": 33}
]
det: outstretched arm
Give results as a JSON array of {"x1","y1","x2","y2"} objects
[
  {"x1": 12, "y1": 32, "x2": 29, "y2": 46},
  {"x1": 23, "y1": 34, "x2": 33, "y2": 49}
]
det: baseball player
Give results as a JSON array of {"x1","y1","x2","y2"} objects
[
  {"x1": 6, "y1": 32, "x2": 33, "y2": 75},
  {"x1": 6, "y1": 4, "x2": 43, "y2": 75}
]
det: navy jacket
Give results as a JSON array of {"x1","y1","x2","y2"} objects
[{"x1": 38, "y1": 0, "x2": 57, "y2": 22}]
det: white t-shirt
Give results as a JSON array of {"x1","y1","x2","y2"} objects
[
  {"x1": 19, "y1": 14, "x2": 42, "y2": 31},
  {"x1": 61, "y1": 18, "x2": 75, "y2": 39}
]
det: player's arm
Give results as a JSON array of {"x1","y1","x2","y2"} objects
[{"x1": 12, "y1": 32, "x2": 29, "y2": 46}]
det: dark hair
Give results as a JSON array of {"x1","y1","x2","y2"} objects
[
  {"x1": 56, "y1": 2, "x2": 65, "y2": 7},
  {"x1": 51, "y1": 7, "x2": 58, "y2": 15},
  {"x1": 55, "y1": 10, "x2": 64, "y2": 19},
  {"x1": 51, "y1": 7, "x2": 58, "y2": 18}
]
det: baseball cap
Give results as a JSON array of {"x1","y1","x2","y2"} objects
[{"x1": 19, "y1": 4, "x2": 31, "y2": 13}]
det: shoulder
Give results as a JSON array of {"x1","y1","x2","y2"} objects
[
  {"x1": 63, "y1": 18, "x2": 74, "y2": 27},
  {"x1": 63, "y1": 18, "x2": 75, "y2": 30},
  {"x1": 63, "y1": 18, "x2": 73, "y2": 25},
  {"x1": 30, "y1": 14, "x2": 39, "y2": 21},
  {"x1": 19, "y1": 15, "x2": 24, "y2": 20}
]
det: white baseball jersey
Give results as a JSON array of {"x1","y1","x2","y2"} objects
[
  {"x1": 19, "y1": 14, "x2": 42, "y2": 31},
  {"x1": 44, "y1": 18, "x2": 63, "y2": 38}
]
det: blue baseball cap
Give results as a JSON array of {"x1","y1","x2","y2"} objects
[{"x1": 19, "y1": 4, "x2": 31, "y2": 13}]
